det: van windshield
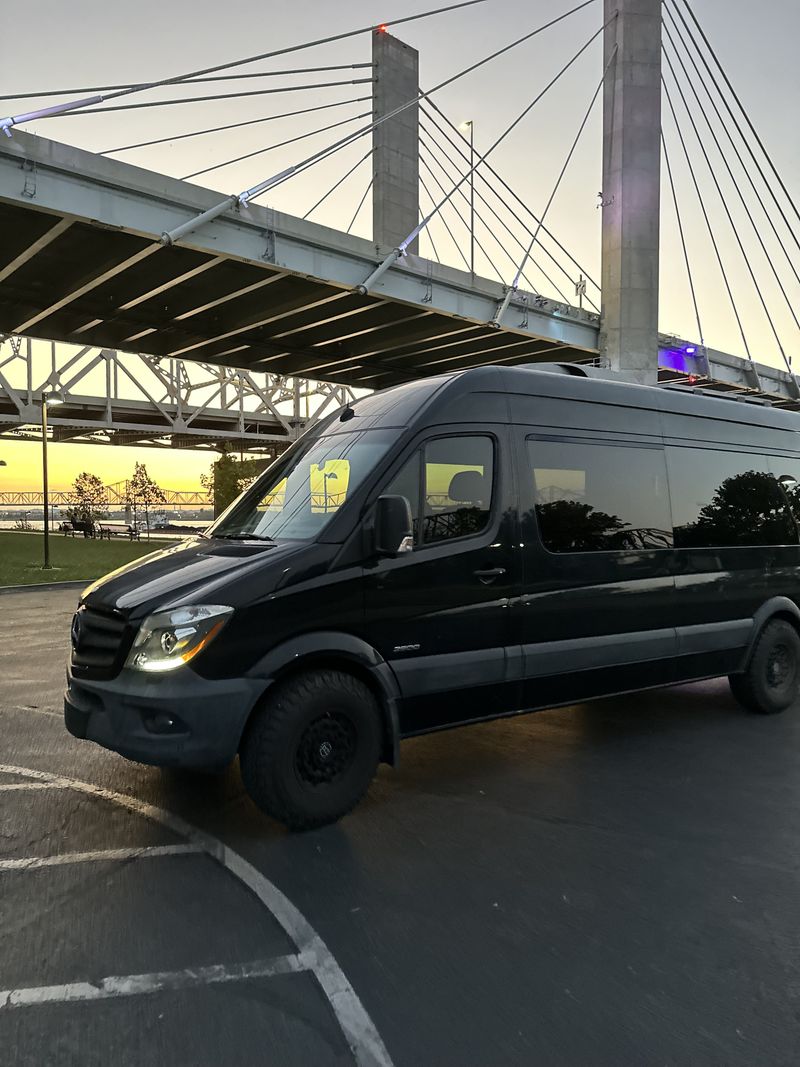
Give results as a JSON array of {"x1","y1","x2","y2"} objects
[{"x1": 207, "y1": 427, "x2": 398, "y2": 542}]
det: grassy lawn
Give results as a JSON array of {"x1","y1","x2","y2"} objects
[{"x1": 0, "y1": 531, "x2": 169, "y2": 587}]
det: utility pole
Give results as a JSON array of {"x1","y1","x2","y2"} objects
[
  {"x1": 600, "y1": 0, "x2": 662, "y2": 384},
  {"x1": 40, "y1": 390, "x2": 64, "y2": 568},
  {"x1": 461, "y1": 120, "x2": 476, "y2": 275},
  {"x1": 372, "y1": 27, "x2": 420, "y2": 254}
]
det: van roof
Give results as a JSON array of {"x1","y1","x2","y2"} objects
[
  {"x1": 436, "y1": 364, "x2": 800, "y2": 433},
  {"x1": 335, "y1": 363, "x2": 800, "y2": 436}
]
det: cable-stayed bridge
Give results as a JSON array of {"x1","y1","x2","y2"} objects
[{"x1": 1, "y1": 0, "x2": 799, "y2": 449}]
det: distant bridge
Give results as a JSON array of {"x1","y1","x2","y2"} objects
[
  {"x1": 0, "y1": 480, "x2": 210, "y2": 509},
  {"x1": 0, "y1": 336, "x2": 357, "y2": 456}
]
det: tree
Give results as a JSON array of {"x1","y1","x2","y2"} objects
[
  {"x1": 677, "y1": 470, "x2": 794, "y2": 548},
  {"x1": 125, "y1": 462, "x2": 166, "y2": 540},
  {"x1": 67, "y1": 472, "x2": 108, "y2": 535},
  {"x1": 533, "y1": 499, "x2": 625, "y2": 552},
  {"x1": 203, "y1": 454, "x2": 271, "y2": 517}
]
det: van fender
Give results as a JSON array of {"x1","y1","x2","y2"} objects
[
  {"x1": 245, "y1": 632, "x2": 401, "y2": 766},
  {"x1": 739, "y1": 597, "x2": 800, "y2": 670}
]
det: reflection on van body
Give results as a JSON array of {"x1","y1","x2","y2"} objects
[{"x1": 64, "y1": 366, "x2": 800, "y2": 829}]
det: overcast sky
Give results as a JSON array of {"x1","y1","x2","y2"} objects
[{"x1": 1, "y1": 0, "x2": 798, "y2": 490}]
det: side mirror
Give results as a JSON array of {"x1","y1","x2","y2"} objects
[{"x1": 374, "y1": 495, "x2": 414, "y2": 557}]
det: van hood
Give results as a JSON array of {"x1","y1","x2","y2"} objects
[{"x1": 80, "y1": 537, "x2": 310, "y2": 617}]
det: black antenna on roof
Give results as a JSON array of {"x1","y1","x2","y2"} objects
[{"x1": 339, "y1": 403, "x2": 356, "y2": 422}]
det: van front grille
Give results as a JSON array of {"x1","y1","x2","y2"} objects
[{"x1": 70, "y1": 606, "x2": 131, "y2": 679}]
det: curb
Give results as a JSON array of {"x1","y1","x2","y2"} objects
[{"x1": 0, "y1": 580, "x2": 89, "y2": 595}]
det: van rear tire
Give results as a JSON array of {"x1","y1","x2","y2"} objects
[
  {"x1": 240, "y1": 669, "x2": 381, "y2": 831},
  {"x1": 728, "y1": 619, "x2": 800, "y2": 715}
]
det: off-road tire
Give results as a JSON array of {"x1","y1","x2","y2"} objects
[
  {"x1": 729, "y1": 619, "x2": 800, "y2": 715},
  {"x1": 240, "y1": 669, "x2": 381, "y2": 831}
]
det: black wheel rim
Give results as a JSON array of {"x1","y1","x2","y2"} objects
[
  {"x1": 767, "y1": 643, "x2": 793, "y2": 690},
  {"x1": 295, "y1": 713, "x2": 357, "y2": 787}
]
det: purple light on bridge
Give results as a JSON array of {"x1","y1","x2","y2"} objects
[{"x1": 658, "y1": 349, "x2": 692, "y2": 374}]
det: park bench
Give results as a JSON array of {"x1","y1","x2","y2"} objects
[
  {"x1": 59, "y1": 520, "x2": 94, "y2": 538},
  {"x1": 95, "y1": 522, "x2": 140, "y2": 541}
]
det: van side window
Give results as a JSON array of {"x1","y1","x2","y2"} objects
[
  {"x1": 528, "y1": 439, "x2": 673, "y2": 552},
  {"x1": 383, "y1": 436, "x2": 494, "y2": 546},
  {"x1": 668, "y1": 448, "x2": 798, "y2": 548}
]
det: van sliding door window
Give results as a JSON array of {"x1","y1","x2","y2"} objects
[
  {"x1": 384, "y1": 436, "x2": 494, "y2": 546},
  {"x1": 528, "y1": 439, "x2": 673, "y2": 553},
  {"x1": 667, "y1": 448, "x2": 798, "y2": 548}
]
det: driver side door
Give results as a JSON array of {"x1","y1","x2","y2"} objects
[{"x1": 363, "y1": 426, "x2": 522, "y2": 736}]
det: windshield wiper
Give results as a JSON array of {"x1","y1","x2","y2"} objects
[{"x1": 213, "y1": 532, "x2": 275, "y2": 543}]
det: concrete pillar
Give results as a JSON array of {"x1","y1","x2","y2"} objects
[
  {"x1": 372, "y1": 29, "x2": 420, "y2": 254},
  {"x1": 600, "y1": 0, "x2": 662, "y2": 383}
]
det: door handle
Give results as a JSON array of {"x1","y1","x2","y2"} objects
[{"x1": 474, "y1": 567, "x2": 506, "y2": 584}]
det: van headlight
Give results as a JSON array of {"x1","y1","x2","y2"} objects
[{"x1": 125, "y1": 605, "x2": 233, "y2": 673}]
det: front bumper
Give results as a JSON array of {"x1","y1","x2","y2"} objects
[{"x1": 64, "y1": 662, "x2": 265, "y2": 769}]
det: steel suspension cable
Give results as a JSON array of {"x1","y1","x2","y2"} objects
[
  {"x1": 357, "y1": 14, "x2": 612, "y2": 294},
  {"x1": 52, "y1": 79, "x2": 372, "y2": 118},
  {"x1": 1, "y1": 64, "x2": 372, "y2": 100},
  {"x1": 674, "y1": 0, "x2": 800, "y2": 232},
  {"x1": 663, "y1": 0, "x2": 800, "y2": 283},
  {"x1": 100, "y1": 97, "x2": 369, "y2": 156},
  {"x1": 418, "y1": 170, "x2": 473, "y2": 273},
  {"x1": 161, "y1": 0, "x2": 602, "y2": 246},
  {"x1": 0, "y1": 0, "x2": 489, "y2": 132},
  {"x1": 663, "y1": 48, "x2": 790, "y2": 369},
  {"x1": 491, "y1": 49, "x2": 613, "y2": 326},
  {"x1": 418, "y1": 204, "x2": 443, "y2": 264},
  {"x1": 661, "y1": 74, "x2": 751, "y2": 359},
  {"x1": 421, "y1": 117, "x2": 565, "y2": 297},
  {"x1": 180, "y1": 109, "x2": 371, "y2": 181},
  {"x1": 346, "y1": 178, "x2": 373, "y2": 235},
  {"x1": 660, "y1": 128, "x2": 705, "y2": 353},
  {"x1": 245, "y1": 0, "x2": 601, "y2": 204},
  {"x1": 423, "y1": 98, "x2": 601, "y2": 297},
  {"x1": 418, "y1": 129, "x2": 539, "y2": 291},
  {"x1": 302, "y1": 149, "x2": 372, "y2": 220},
  {"x1": 418, "y1": 138, "x2": 506, "y2": 281},
  {"x1": 421, "y1": 105, "x2": 594, "y2": 309},
  {"x1": 661, "y1": 20, "x2": 800, "y2": 333}
]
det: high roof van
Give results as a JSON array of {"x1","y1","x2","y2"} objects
[{"x1": 65, "y1": 365, "x2": 800, "y2": 829}]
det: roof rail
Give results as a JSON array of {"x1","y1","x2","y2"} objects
[
  {"x1": 523, "y1": 362, "x2": 642, "y2": 384},
  {"x1": 528, "y1": 362, "x2": 778, "y2": 407},
  {"x1": 659, "y1": 381, "x2": 772, "y2": 406}
]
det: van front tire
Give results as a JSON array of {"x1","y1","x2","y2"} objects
[
  {"x1": 240, "y1": 669, "x2": 381, "y2": 831},
  {"x1": 729, "y1": 619, "x2": 800, "y2": 715}
]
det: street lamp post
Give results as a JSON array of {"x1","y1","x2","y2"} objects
[
  {"x1": 460, "y1": 120, "x2": 475, "y2": 277},
  {"x1": 323, "y1": 470, "x2": 339, "y2": 513},
  {"x1": 41, "y1": 389, "x2": 64, "y2": 569}
]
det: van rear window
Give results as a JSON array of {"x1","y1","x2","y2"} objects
[
  {"x1": 667, "y1": 448, "x2": 798, "y2": 548},
  {"x1": 528, "y1": 439, "x2": 673, "y2": 553}
]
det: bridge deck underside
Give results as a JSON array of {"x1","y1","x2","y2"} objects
[{"x1": 0, "y1": 132, "x2": 598, "y2": 390}]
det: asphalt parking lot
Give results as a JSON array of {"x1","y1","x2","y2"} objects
[{"x1": 2, "y1": 589, "x2": 800, "y2": 1066}]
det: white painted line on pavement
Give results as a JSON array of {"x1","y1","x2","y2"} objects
[
  {"x1": 0, "y1": 763, "x2": 394, "y2": 1067},
  {"x1": 0, "y1": 954, "x2": 307, "y2": 1010},
  {"x1": 0, "y1": 843, "x2": 202, "y2": 871},
  {"x1": 0, "y1": 782, "x2": 66, "y2": 791}
]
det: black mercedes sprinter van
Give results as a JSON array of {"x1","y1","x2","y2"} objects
[{"x1": 65, "y1": 365, "x2": 800, "y2": 829}]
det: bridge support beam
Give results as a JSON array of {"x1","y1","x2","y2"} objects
[
  {"x1": 372, "y1": 28, "x2": 420, "y2": 255},
  {"x1": 600, "y1": 0, "x2": 662, "y2": 384}
]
